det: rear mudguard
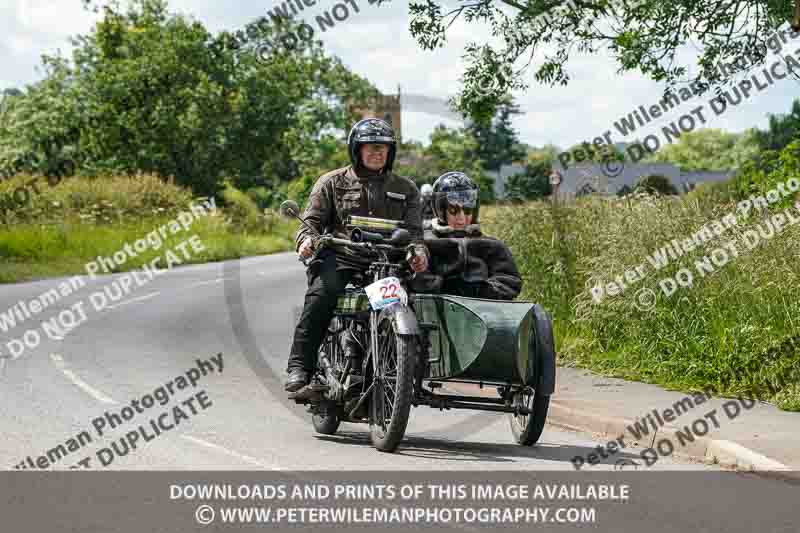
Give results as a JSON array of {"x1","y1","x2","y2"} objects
[
  {"x1": 532, "y1": 304, "x2": 556, "y2": 395},
  {"x1": 379, "y1": 304, "x2": 419, "y2": 336}
]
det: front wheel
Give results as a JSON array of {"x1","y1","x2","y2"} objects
[
  {"x1": 508, "y1": 388, "x2": 550, "y2": 446},
  {"x1": 369, "y1": 314, "x2": 416, "y2": 452}
]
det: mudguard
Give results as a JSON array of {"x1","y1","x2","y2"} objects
[
  {"x1": 531, "y1": 304, "x2": 556, "y2": 395},
  {"x1": 379, "y1": 304, "x2": 420, "y2": 335}
]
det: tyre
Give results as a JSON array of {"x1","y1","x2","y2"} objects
[
  {"x1": 369, "y1": 314, "x2": 416, "y2": 452},
  {"x1": 508, "y1": 388, "x2": 550, "y2": 445}
]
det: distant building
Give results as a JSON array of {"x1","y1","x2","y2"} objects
[
  {"x1": 491, "y1": 162, "x2": 734, "y2": 199},
  {"x1": 349, "y1": 86, "x2": 402, "y2": 143}
]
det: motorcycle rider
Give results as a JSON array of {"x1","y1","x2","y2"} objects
[
  {"x1": 414, "y1": 171, "x2": 522, "y2": 300},
  {"x1": 285, "y1": 118, "x2": 429, "y2": 393}
]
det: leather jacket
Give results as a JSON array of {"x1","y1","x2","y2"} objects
[{"x1": 295, "y1": 165, "x2": 425, "y2": 270}]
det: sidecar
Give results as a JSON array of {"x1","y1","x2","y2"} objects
[{"x1": 409, "y1": 293, "x2": 556, "y2": 445}]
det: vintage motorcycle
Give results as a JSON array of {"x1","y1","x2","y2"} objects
[{"x1": 280, "y1": 200, "x2": 556, "y2": 453}]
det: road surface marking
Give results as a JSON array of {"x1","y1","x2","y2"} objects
[
  {"x1": 50, "y1": 353, "x2": 118, "y2": 404},
  {"x1": 106, "y1": 291, "x2": 161, "y2": 310},
  {"x1": 181, "y1": 435, "x2": 281, "y2": 470},
  {"x1": 183, "y1": 277, "x2": 232, "y2": 289}
]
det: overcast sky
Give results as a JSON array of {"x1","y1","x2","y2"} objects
[{"x1": 2, "y1": 0, "x2": 799, "y2": 149}]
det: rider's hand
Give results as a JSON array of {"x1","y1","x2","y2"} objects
[
  {"x1": 298, "y1": 237, "x2": 314, "y2": 258},
  {"x1": 408, "y1": 250, "x2": 428, "y2": 273}
]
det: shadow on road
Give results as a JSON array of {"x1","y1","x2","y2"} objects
[{"x1": 314, "y1": 430, "x2": 643, "y2": 468}]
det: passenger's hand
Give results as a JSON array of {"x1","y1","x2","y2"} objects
[
  {"x1": 408, "y1": 253, "x2": 428, "y2": 273},
  {"x1": 298, "y1": 237, "x2": 314, "y2": 258}
]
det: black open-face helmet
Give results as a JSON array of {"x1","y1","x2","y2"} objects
[
  {"x1": 432, "y1": 171, "x2": 480, "y2": 226},
  {"x1": 347, "y1": 118, "x2": 397, "y2": 174}
]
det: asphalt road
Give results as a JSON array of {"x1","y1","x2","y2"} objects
[{"x1": 0, "y1": 252, "x2": 730, "y2": 471}]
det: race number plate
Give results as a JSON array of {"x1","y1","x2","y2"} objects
[{"x1": 365, "y1": 277, "x2": 407, "y2": 310}]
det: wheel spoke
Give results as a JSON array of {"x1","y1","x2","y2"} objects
[{"x1": 384, "y1": 388, "x2": 395, "y2": 413}]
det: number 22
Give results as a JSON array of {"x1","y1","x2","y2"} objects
[{"x1": 380, "y1": 284, "x2": 398, "y2": 299}]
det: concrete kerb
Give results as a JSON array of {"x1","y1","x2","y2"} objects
[
  {"x1": 443, "y1": 381, "x2": 795, "y2": 476},
  {"x1": 545, "y1": 400, "x2": 795, "y2": 477}
]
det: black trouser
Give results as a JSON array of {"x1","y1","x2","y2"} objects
[{"x1": 287, "y1": 249, "x2": 354, "y2": 374}]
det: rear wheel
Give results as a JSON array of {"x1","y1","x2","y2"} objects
[
  {"x1": 369, "y1": 315, "x2": 415, "y2": 452},
  {"x1": 509, "y1": 387, "x2": 550, "y2": 446}
]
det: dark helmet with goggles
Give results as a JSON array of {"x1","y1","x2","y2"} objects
[
  {"x1": 431, "y1": 171, "x2": 480, "y2": 226},
  {"x1": 347, "y1": 118, "x2": 397, "y2": 174}
]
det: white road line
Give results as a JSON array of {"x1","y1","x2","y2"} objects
[
  {"x1": 183, "y1": 277, "x2": 231, "y2": 289},
  {"x1": 180, "y1": 435, "x2": 281, "y2": 470},
  {"x1": 106, "y1": 291, "x2": 161, "y2": 310},
  {"x1": 50, "y1": 353, "x2": 118, "y2": 405},
  {"x1": 48, "y1": 354, "x2": 276, "y2": 470}
]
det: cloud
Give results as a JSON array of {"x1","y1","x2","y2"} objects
[{"x1": 1, "y1": 0, "x2": 797, "y2": 148}]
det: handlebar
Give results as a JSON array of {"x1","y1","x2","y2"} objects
[{"x1": 299, "y1": 232, "x2": 410, "y2": 266}]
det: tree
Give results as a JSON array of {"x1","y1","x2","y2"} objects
[
  {"x1": 466, "y1": 95, "x2": 526, "y2": 171},
  {"x1": 732, "y1": 139, "x2": 800, "y2": 203},
  {"x1": 634, "y1": 174, "x2": 679, "y2": 195},
  {"x1": 408, "y1": 0, "x2": 798, "y2": 122},
  {"x1": 644, "y1": 129, "x2": 760, "y2": 171},
  {"x1": 0, "y1": 0, "x2": 376, "y2": 197},
  {"x1": 564, "y1": 141, "x2": 625, "y2": 165},
  {"x1": 504, "y1": 157, "x2": 552, "y2": 201},
  {"x1": 754, "y1": 98, "x2": 800, "y2": 152},
  {"x1": 394, "y1": 124, "x2": 496, "y2": 203},
  {"x1": 526, "y1": 144, "x2": 560, "y2": 166}
]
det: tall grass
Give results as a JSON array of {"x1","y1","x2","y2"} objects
[
  {"x1": 0, "y1": 174, "x2": 297, "y2": 283},
  {"x1": 483, "y1": 193, "x2": 800, "y2": 411}
]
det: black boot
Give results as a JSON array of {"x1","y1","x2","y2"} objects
[{"x1": 284, "y1": 368, "x2": 309, "y2": 392}]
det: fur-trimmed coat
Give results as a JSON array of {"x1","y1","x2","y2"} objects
[{"x1": 409, "y1": 220, "x2": 522, "y2": 300}]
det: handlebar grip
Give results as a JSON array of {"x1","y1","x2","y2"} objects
[{"x1": 350, "y1": 228, "x2": 384, "y2": 243}]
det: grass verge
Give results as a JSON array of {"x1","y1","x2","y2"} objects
[
  {"x1": 483, "y1": 193, "x2": 800, "y2": 411},
  {"x1": 0, "y1": 174, "x2": 297, "y2": 283}
]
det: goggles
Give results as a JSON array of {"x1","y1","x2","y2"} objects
[{"x1": 444, "y1": 189, "x2": 478, "y2": 207}]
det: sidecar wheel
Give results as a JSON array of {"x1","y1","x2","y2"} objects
[
  {"x1": 508, "y1": 388, "x2": 550, "y2": 446},
  {"x1": 369, "y1": 316, "x2": 416, "y2": 452}
]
